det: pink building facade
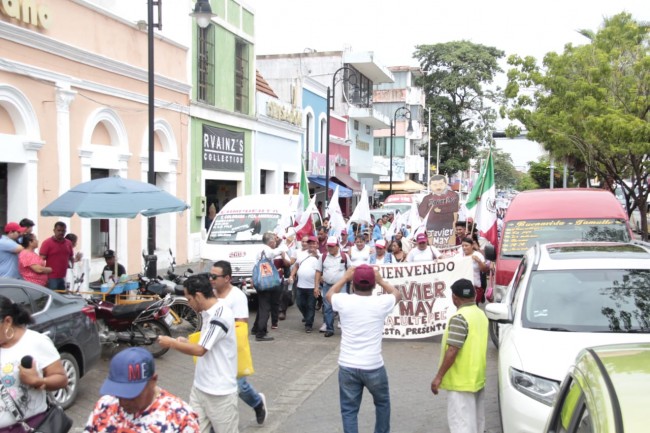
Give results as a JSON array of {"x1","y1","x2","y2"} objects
[{"x1": 0, "y1": 0, "x2": 191, "y2": 281}]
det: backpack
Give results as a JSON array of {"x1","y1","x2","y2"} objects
[{"x1": 252, "y1": 251, "x2": 281, "y2": 291}]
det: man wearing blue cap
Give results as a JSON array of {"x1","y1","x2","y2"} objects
[{"x1": 84, "y1": 347, "x2": 199, "y2": 432}]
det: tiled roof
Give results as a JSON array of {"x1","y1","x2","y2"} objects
[{"x1": 256, "y1": 70, "x2": 278, "y2": 98}]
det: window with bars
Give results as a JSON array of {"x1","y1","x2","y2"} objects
[
  {"x1": 197, "y1": 25, "x2": 215, "y2": 105},
  {"x1": 235, "y1": 39, "x2": 250, "y2": 113}
]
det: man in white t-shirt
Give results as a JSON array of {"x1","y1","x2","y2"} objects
[
  {"x1": 407, "y1": 232, "x2": 443, "y2": 262},
  {"x1": 158, "y1": 273, "x2": 238, "y2": 433},
  {"x1": 314, "y1": 236, "x2": 348, "y2": 337},
  {"x1": 212, "y1": 260, "x2": 268, "y2": 425},
  {"x1": 288, "y1": 235, "x2": 321, "y2": 333},
  {"x1": 326, "y1": 265, "x2": 402, "y2": 433}
]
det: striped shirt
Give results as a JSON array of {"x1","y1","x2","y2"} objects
[{"x1": 446, "y1": 304, "x2": 471, "y2": 348}]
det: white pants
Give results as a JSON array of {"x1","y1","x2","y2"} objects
[
  {"x1": 447, "y1": 388, "x2": 485, "y2": 433},
  {"x1": 189, "y1": 386, "x2": 239, "y2": 433}
]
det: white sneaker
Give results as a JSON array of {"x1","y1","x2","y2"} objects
[
  {"x1": 337, "y1": 320, "x2": 342, "y2": 329},
  {"x1": 319, "y1": 323, "x2": 327, "y2": 332}
]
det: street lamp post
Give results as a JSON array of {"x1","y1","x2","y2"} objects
[
  {"x1": 436, "y1": 141, "x2": 447, "y2": 176},
  {"x1": 325, "y1": 66, "x2": 357, "y2": 209},
  {"x1": 145, "y1": 0, "x2": 162, "y2": 277},
  {"x1": 389, "y1": 106, "x2": 414, "y2": 196},
  {"x1": 426, "y1": 106, "x2": 431, "y2": 185}
]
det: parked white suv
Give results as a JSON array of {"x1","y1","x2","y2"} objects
[{"x1": 486, "y1": 241, "x2": 650, "y2": 433}]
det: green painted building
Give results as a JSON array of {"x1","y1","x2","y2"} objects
[{"x1": 189, "y1": 0, "x2": 256, "y2": 253}]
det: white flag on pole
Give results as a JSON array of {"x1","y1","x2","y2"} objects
[
  {"x1": 327, "y1": 186, "x2": 347, "y2": 236},
  {"x1": 349, "y1": 184, "x2": 371, "y2": 225}
]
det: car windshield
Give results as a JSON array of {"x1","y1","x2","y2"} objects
[
  {"x1": 522, "y1": 269, "x2": 650, "y2": 333},
  {"x1": 501, "y1": 218, "x2": 630, "y2": 257},
  {"x1": 207, "y1": 212, "x2": 281, "y2": 243}
]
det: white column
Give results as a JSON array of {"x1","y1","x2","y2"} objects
[
  {"x1": 79, "y1": 149, "x2": 93, "y2": 265},
  {"x1": 22, "y1": 141, "x2": 44, "y2": 224},
  {"x1": 55, "y1": 84, "x2": 77, "y2": 228}
]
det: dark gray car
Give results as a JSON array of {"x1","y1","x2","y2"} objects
[{"x1": 0, "y1": 278, "x2": 101, "y2": 409}]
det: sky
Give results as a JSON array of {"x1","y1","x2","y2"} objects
[{"x1": 246, "y1": 0, "x2": 647, "y2": 170}]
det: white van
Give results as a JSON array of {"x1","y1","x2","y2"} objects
[{"x1": 200, "y1": 194, "x2": 322, "y2": 296}]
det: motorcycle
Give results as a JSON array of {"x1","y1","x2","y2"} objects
[
  {"x1": 139, "y1": 250, "x2": 202, "y2": 333},
  {"x1": 88, "y1": 293, "x2": 174, "y2": 358}
]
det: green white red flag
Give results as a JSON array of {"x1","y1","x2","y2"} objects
[
  {"x1": 466, "y1": 150, "x2": 498, "y2": 247},
  {"x1": 295, "y1": 163, "x2": 315, "y2": 239}
]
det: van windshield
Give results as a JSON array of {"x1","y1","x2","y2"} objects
[
  {"x1": 207, "y1": 213, "x2": 281, "y2": 243},
  {"x1": 383, "y1": 204, "x2": 412, "y2": 215},
  {"x1": 501, "y1": 218, "x2": 630, "y2": 257}
]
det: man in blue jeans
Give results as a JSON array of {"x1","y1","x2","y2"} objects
[
  {"x1": 315, "y1": 236, "x2": 348, "y2": 337},
  {"x1": 327, "y1": 264, "x2": 402, "y2": 433},
  {"x1": 287, "y1": 235, "x2": 321, "y2": 333}
]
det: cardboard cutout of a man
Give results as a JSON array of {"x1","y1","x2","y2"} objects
[{"x1": 418, "y1": 175, "x2": 459, "y2": 247}]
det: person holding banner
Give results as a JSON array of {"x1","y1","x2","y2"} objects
[
  {"x1": 460, "y1": 237, "x2": 488, "y2": 304},
  {"x1": 326, "y1": 265, "x2": 402, "y2": 433},
  {"x1": 431, "y1": 278, "x2": 488, "y2": 433},
  {"x1": 407, "y1": 233, "x2": 443, "y2": 262}
]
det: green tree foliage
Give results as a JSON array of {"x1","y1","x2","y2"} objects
[
  {"x1": 414, "y1": 41, "x2": 504, "y2": 177},
  {"x1": 527, "y1": 158, "x2": 562, "y2": 189},
  {"x1": 516, "y1": 173, "x2": 539, "y2": 191},
  {"x1": 502, "y1": 13, "x2": 650, "y2": 238},
  {"x1": 475, "y1": 148, "x2": 518, "y2": 189}
]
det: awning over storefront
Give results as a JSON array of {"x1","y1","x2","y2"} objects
[
  {"x1": 332, "y1": 171, "x2": 362, "y2": 192},
  {"x1": 375, "y1": 179, "x2": 426, "y2": 193},
  {"x1": 308, "y1": 176, "x2": 353, "y2": 198}
]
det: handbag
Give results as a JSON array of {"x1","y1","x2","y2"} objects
[
  {"x1": 251, "y1": 252, "x2": 281, "y2": 291},
  {"x1": 235, "y1": 321, "x2": 254, "y2": 378},
  {"x1": 32, "y1": 396, "x2": 73, "y2": 433},
  {"x1": 0, "y1": 379, "x2": 72, "y2": 433}
]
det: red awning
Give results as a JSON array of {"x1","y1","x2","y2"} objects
[{"x1": 333, "y1": 171, "x2": 362, "y2": 192}]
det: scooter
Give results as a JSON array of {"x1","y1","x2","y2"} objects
[
  {"x1": 88, "y1": 293, "x2": 174, "y2": 358},
  {"x1": 138, "y1": 250, "x2": 202, "y2": 333}
]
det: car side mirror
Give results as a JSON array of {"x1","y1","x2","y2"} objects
[
  {"x1": 484, "y1": 244, "x2": 497, "y2": 261},
  {"x1": 485, "y1": 302, "x2": 511, "y2": 323}
]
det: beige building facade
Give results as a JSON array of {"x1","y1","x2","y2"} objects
[{"x1": 0, "y1": 0, "x2": 191, "y2": 281}]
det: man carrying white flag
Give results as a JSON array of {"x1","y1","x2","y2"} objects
[{"x1": 466, "y1": 150, "x2": 498, "y2": 248}]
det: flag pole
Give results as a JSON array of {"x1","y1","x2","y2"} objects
[{"x1": 470, "y1": 148, "x2": 492, "y2": 234}]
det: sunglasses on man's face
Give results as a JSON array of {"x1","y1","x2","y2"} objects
[{"x1": 209, "y1": 273, "x2": 226, "y2": 280}]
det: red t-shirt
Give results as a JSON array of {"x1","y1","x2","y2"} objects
[{"x1": 39, "y1": 237, "x2": 73, "y2": 279}]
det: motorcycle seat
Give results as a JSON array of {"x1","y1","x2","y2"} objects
[
  {"x1": 147, "y1": 283, "x2": 173, "y2": 296},
  {"x1": 174, "y1": 285, "x2": 185, "y2": 296},
  {"x1": 112, "y1": 301, "x2": 158, "y2": 319}
]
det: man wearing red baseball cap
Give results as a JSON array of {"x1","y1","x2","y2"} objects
[
  {"x1": 326, "y1": 265, "x2": 402, "y2": 433},
  {"x1": 0, "y1": 222, "x2": 25, "y2": 278}
]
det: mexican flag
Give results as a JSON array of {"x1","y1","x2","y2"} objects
[
  {"x1": 294, "y1": 163, "x2": 315, "y2": 239},
  {"x1": 466, "y1": 150, "x2": 498, "y2": 248}
]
